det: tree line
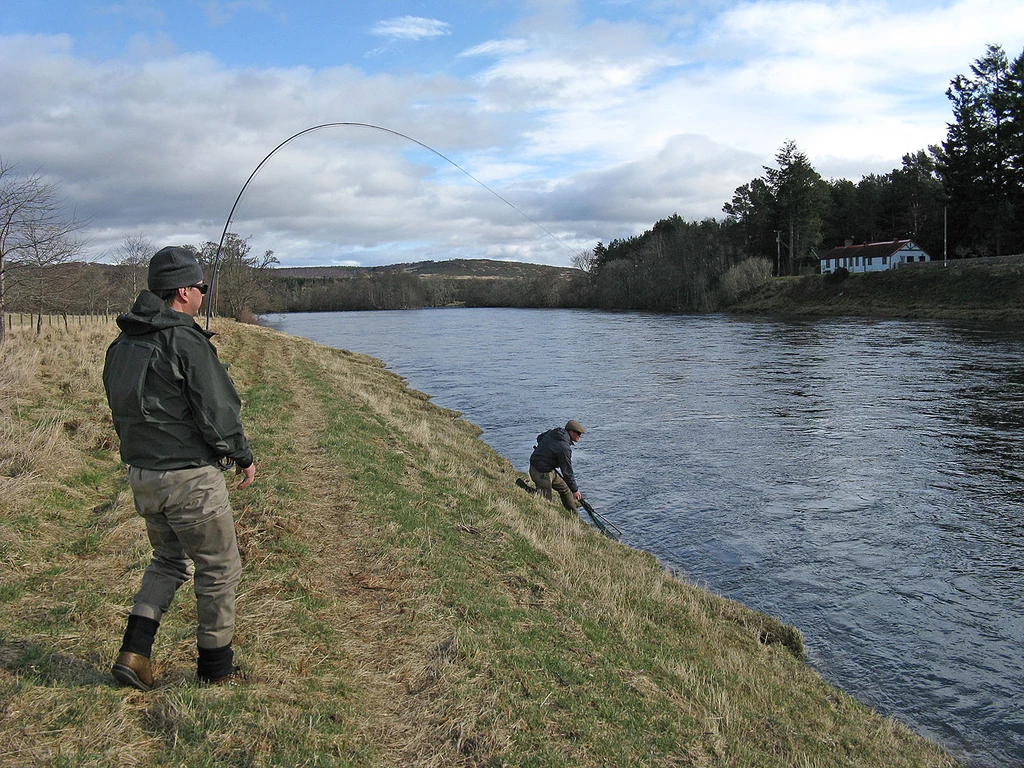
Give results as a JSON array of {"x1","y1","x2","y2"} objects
[
  {"x1": 582, "y1": 43, "x2": 1024, "y2": 312},
  {"x1": 269, "y1": 267, "x2": 587, "y2": 312},
  {"x1": 3, "y1": 43, "x2": 1021, "y2": 326},
  {"x1": 0, "y1": 212, "x2": 282, "y2": 333}
]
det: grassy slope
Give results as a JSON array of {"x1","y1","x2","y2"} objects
[
  {"x1": 729, "y1": 260, "x2": 1024, "y2": 322},
  {"x1": 0, "y1": 319, "x2": 957, "y2": 767}
]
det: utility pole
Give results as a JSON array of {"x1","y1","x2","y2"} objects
[
  {"x1": 943, "y1": 205, "x2": 947, "y2": 265},
  {"x1": 775, "y1": 230, "x2": 781, "y2": 276}
]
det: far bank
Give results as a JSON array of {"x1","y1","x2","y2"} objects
[{"x1": 726, "y1": 256, "x2": 1024, "y2": 322}]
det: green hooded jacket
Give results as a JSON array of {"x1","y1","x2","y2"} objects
[{"x1": 103, "y1": 290, "x2": 253, "y2": 471}]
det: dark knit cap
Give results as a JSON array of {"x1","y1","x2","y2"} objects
[{"x1": 148, "y1": 246, "x2": 204, "y2": 291}]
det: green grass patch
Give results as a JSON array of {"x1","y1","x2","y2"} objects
[{"x1": 730, "y1": 258, "x2": 1024, "y2": 322}]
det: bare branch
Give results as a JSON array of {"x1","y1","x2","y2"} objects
[{"x1": 1, "y1": 157, "x2": 87, "y2": 342}]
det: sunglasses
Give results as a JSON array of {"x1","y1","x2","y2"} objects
[{"x1": 190, "y1": 283, "x2": 209, "y2": 295}]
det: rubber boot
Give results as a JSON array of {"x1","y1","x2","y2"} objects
[{"x1": 197, "y1": 644, "x2": 235, "y2": 683}]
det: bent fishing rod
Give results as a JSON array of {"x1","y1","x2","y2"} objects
[{"x1": 205, "y1": 122, "x2": 577, "y2": 330}]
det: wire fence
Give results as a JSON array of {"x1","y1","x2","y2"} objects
[{"x1": 4, "y1": 312, "x2": 117, "y2": 332}]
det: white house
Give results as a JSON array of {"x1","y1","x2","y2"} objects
[{"x1": 819, "y1": 239, "x2": 932, "y2": 274}]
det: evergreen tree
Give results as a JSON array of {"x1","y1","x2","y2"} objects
[
  {"x1": 1005, "y1": 48, "x2": 1024, "y2": 251},
  {"x1": 724, "y1": 141, "x2": 829, "y2": 275},
  {"x1": 938, "y1": 44, "x2": 1024, "y2": 256},
  {"x1": 888, "y1": 150, "x2": 946, "y2": 256},
  {"x1": 723, "y1": 177, "x2": 776, "y2": 270},
  {"x1": 768, "y1": 141, "x2": 830, "y2": 274},
  {"x1": 822, "y1": 178, "x2": 859, "y2": 248}
]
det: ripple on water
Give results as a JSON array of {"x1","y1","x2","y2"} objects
[{"x1": 269, "y1": 309, "x2": 1024, "y2": 768}]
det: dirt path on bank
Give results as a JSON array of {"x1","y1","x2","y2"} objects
[{"x1": 236, "y1": 329, "x2": 460, "y2": 764}]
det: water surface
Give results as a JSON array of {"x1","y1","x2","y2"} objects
[{"x1": 267, "y1": 308, "x2": 1024, "y2": 767}]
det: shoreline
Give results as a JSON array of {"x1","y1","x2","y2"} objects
[{"x1": 0, "y1": 319, "x2": 959, "y2": 766}]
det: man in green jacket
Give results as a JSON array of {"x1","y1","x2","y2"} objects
[{"x1": 103, "y1": 246, "x2": 256, "y2": 689}]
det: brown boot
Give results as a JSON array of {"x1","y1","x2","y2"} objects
[{"x1": 111, "y1": 651, "x2": 153, "y2": 691}]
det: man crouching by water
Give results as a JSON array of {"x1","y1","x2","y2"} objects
[
  {"x1": 529, "y1": 420, "x2": 585, "y2": 512},
  {"x1": 103, "y1": 246, "x2": 257, "y2": 690}
]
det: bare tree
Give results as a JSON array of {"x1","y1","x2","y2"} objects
[
  {"x1": 0, "y1": 158, "x2": 84, "y2": 343},
  {"x1": 201, "y1": 233, "x2": 279, "y2": 321},
  {"x1": 13, "y1": 217, "x2": 84, "y2": 333},
  {"x1": 571, "y1": 249, "x2": 598, "y2": 273},
  {"x1": 109, "y1": 235, "x2": 154, "y2": 311}
]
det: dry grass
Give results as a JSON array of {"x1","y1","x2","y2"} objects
[{"x1": 0, "y1": 318, "x2": 958, "y2": 767}]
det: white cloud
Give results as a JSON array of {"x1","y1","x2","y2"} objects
[
  {"x1": 370, "y1": 16, "x2": 452, "y2": 41},
  {"x1": 460, "y1": 39, "x2": 530, "y2": 57},
  {"x1": 2, "y1": 1, "x2": 1024, "y2": 267}
]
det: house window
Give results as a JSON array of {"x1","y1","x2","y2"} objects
[
  {"x1": 867, "y1": 257, "x2": 873, "y2": 265},
  {"x1": 883, "y1": 256, "x2": 888, "y2": 264}
]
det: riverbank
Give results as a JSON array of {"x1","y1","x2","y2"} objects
[
  {"x1": 728, "y1": 257, "x2": 1024, "y2": 322},
  {"x1": 0, "y1": 320, "x2": 957, "y2": 766}
]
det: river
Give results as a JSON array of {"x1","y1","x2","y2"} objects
[{"x1": 266, "y1": 308, "x2": 1024, "y2": 767}]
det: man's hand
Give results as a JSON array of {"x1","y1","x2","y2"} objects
[
  {"x1": 236, "y1": 462, "x2": 256, "y2": 489},
  {"x1": 573, "y1": 490, "x2": 582, "y2": 502}
]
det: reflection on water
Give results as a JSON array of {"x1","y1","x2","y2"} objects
[{"x1": 268, "y1": 308, "x2": 1024, "y2": 767}]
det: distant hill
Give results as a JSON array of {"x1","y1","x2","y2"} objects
[{"x1": 271, "y1": 258, "x2": 581, "y2": 281}]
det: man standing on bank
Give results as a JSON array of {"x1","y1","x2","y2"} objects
[
  {"x1": 529, "y1": 420, "x2": 585, "y2": 512},
  {"x1": 103, "y1": 246, "x2": 256, "y2": 690}
]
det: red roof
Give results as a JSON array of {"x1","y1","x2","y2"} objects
[{"x1": 821, "y1": 239, "x2": 924, "y2": 261}]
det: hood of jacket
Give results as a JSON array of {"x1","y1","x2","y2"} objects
[{"x1": 116, "y1": 290, "x2": 213, "y2": 339}]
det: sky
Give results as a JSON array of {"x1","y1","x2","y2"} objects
[{"x1": 3, "y1": 0, "x2": 1024, "y2": 268}]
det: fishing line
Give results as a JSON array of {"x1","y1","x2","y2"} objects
[{"x1": 206, "y1": 121, "x2": 576, "y2": 328}]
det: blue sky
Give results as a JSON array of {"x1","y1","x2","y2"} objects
[
  {"x1": 3, "y1": 0, "x2": 1024, "y2": 267},
  {"x1": 6, "y1": 1, "x2": 511, "y2": 69}
]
